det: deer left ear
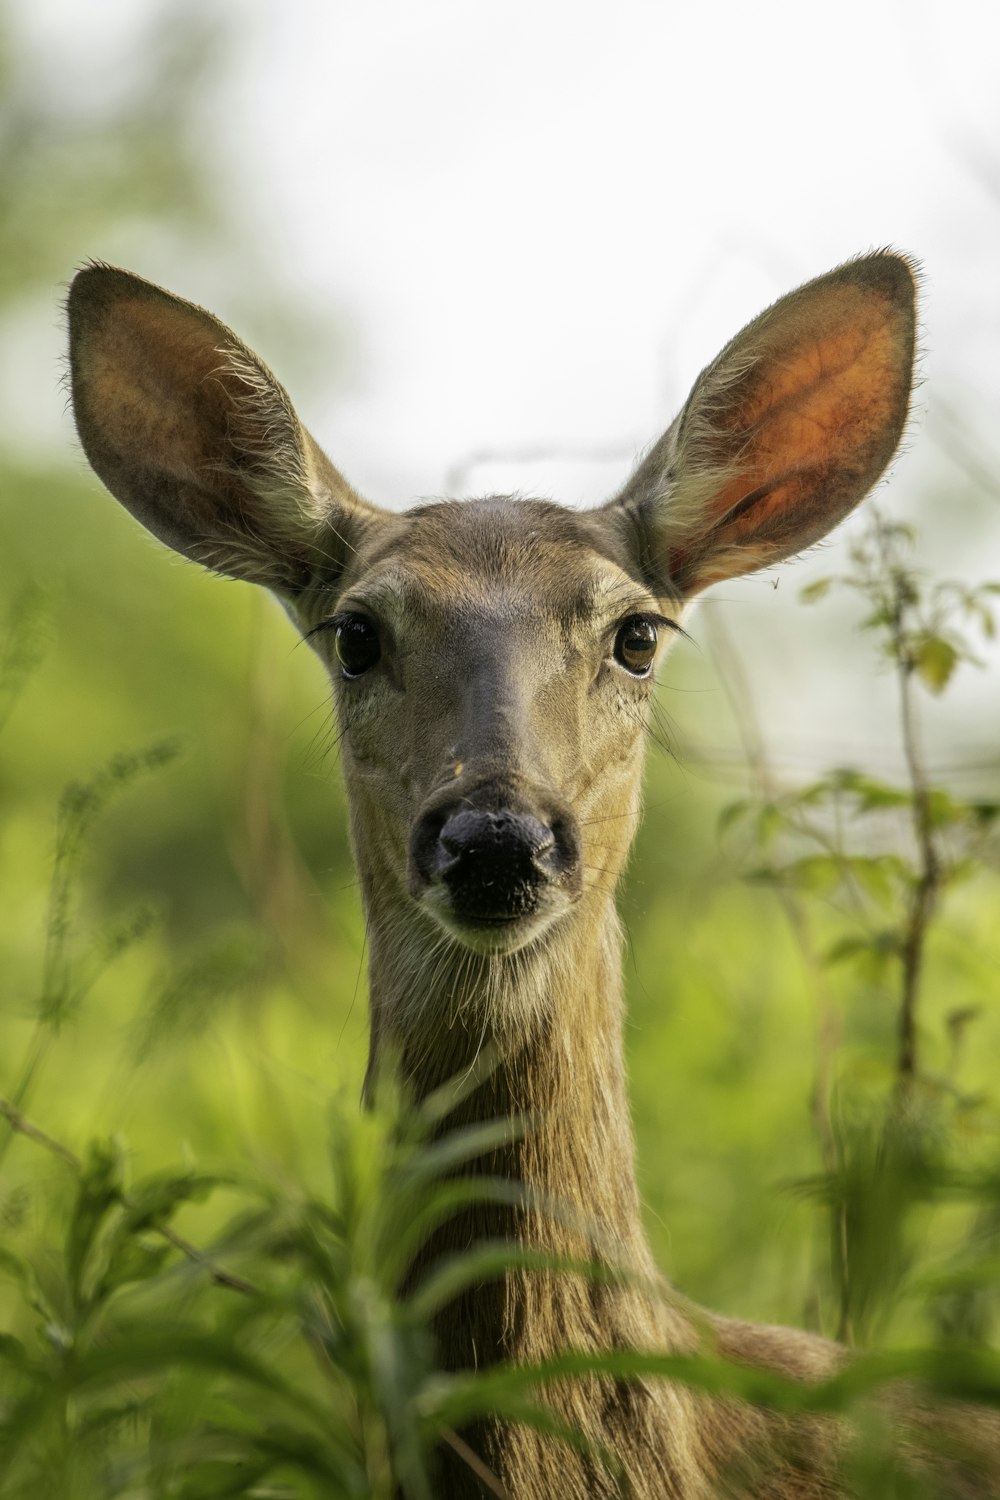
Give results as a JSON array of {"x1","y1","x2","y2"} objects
[
  {"x1": 605, "y1": 252, "x2": 918, "y2": 600},
  {"x1": 67, "y1": 263, "x2": 383, "y2": 596}
]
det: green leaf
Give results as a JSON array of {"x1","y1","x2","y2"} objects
[
  {"x1": 824, "y1": 931, "x2": 902, "y2": 972},
  {"x1": 65, "y1": 1139, "x2": 125, "y2": 1310},
  {"x1": 859, "y1": 606, "x2": 895, "y2": 634},
  {"x1": 925, "y1": 789, "x2": 974, "y2": 830},
  {"x1": 843, "y1": 854, "x2": 911, "y2": 905},
  {"x1": 829, "y1": 768, "x2": 910, "y2": 812},
  {"x1": 790, "y1": 779, "x2": 832, "y2": 808},
  {"x1": 755, "y1": 803, "x2": 785, "y2": 850},
  {"x1": 119, "y1": 1170, "x2": 231, "y2": 1235},
  {"x1": 96, "y1": 1237, "x2": 173, "y2": 1299},
  {"x1": 717, "y1": 799, "x2": 750, "y2": 837},
  {"x1": 914, "y1": 635, "x2": 959, "y2": 694},
  {"x1": 799, "y1": 577, "x2": 833, "y2": 604},
  {"x1": 399, "y1": 1118, "x2": 526, "y2": 1187},
  {"x1": 380, "y1": 1176, "x2": 530, "y2": 1292},
  {"x1": 407, "y1": 1241, "x2": 641, "y2": 1324}
]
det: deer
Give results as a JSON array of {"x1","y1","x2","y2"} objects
[{"x1": 66, "y1": 253, "x2": 997, "y2": 1497}]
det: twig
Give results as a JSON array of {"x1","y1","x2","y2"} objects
[
  {"x1": 896, "y1": 661, "x2": 940, "y2": 1088},
  {"x1": 0, "y1": 1095, "x2": 79, "y2": 1169},
  {"x1": 155, "y1": 1223, "x2": 258, "y2": 1297},
  {"x1": 874, "y1": 517, "x2": 943, "y2": 1094},
  {"x1": 442, "y1": 1427, "x2": 513, "y2": 1499},
  {"x1": 0, "y1": 1026, "x2": 51, "y2": 1172},
  {"x1": 0, "y1": 1094, "x2": 257, "y2": 1297}
]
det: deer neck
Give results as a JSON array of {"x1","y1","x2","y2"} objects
[{"x1": 363, "y1": 882, "x2": 680, "y2": 1364}]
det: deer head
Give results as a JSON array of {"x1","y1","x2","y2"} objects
[{"x1": 68, "y1": 255, "x2": 916, "y2": 1055}]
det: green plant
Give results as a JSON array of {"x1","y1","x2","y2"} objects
[{"x1": 718, "y1": 511, "x2": 1000, "y2": 1351}]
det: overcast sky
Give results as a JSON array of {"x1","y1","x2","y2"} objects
[
  {"x1": 233, "y1": 0, "x2": 1000, "y2": 513},
  {"x1": 9, "y1": 0, "x2": 1000, "y2": 773}
]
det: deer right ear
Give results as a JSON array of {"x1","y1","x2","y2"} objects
[
  {"x1": 67, "y1": 264, "x2": 382, "y2": 594},
  {"x1": 605, "y1": 252, "x2": 918, "y2": 601}
]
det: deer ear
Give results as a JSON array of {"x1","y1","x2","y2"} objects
[
  {"x1": 68, "y1": 264, "x2": 381, "y2": 593},
  {"x1": 606, "y1": 252, "x2": 918, "y2": 599}
]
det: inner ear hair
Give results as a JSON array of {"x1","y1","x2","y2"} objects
[
  {"x1": 67, "y1": 263, "x2": 375, "y2": 593},
  {"x1": 607, "y1": 251, "x2": 918, "y2": 600}
]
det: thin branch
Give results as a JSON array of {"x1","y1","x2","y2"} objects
[
  {"x1": 442, "y1": 1427, "x2": 513, "y2": 1500},
  {"x1": 896, "y1": 661, "x2": 939, "y2": 1089},
  {"x1": 0, "y1": 1095, "x2": 79, "y2": 1169},
  {"x1": 155, "y1": 1223, "x2": 258, "y2": 1297},
  {"x1": 0, "y1": 1094, "x2": 257, "y2": 1297},
  {"x1": 873, "y1": 518, "x2": 943, "y2": 1095}
]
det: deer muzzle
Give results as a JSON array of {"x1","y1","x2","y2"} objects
[{"x1": 409, "y1": 791, "x2": 582, "y2": 945}]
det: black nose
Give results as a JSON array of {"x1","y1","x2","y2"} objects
[{"x1": 412, "y1": 805, "x2": 578, "y2": 922}]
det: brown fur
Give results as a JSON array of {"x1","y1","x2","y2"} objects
[{"x1": 66, "y1": 253, "x2": 999, "y2": 1496}]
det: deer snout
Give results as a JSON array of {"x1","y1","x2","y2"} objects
[
  {"x1": 438, "y1": 808, "x2": 553, "y2": 914},
  {"x1": 410, "y1": 797, "x2": 581, "y2": 933}
]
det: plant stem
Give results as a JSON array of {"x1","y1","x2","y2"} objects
[
  {"x1": 0, "y1": 1025, "x2": 51, "y2": 1171},
  {"x1": 896, "y1": 661, "x2": 940, "y2": 1089},
  {"x1": 0, "y1": 1093, "x2": 78, "y2": 1168},
  {"x1": 877, "y1": 523, "x2": 942, "y2": 1095},
  {"x1": 0, "y1": 1094, "x2": 257, "y2": 1296}
]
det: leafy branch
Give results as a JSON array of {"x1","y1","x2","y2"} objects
[
  {"x1": 713, "y1": 509, "x2": 1000, "y2": 1346},
  {"x1": 800, "y1": 513, "x2": 1000, "y2": 1094}
]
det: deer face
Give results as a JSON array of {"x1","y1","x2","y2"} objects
[
  {"x1": 67, "y1": 254, "x2": 916, "y2": 970},
  {"x1": 303, "y1": 497, "x2": 674, "y2": 953}
]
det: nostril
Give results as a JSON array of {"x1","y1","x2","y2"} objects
[
  {"x1": 411, "y1": 807, "x2": 449, "y2": 885},
  {"x1": 439, "y1": 818, "x2": 473, "y2": 859},
  {"x1": 411, "y1": 799, "x2": 582, "y2": 917},
  {"x1": 546, "y1": 813, "x2": 581, "y2": 877},
  {"x1": 428, "y1": 809, "x2": 551, "y2": 921},
  {"x1": 440, "y1": 810, "x2": 554, "y2": 870},
  {"x1": 530, "y1": 821, "x2": 556, "y2": 859},
  {"x1": 438, "y1": 810, "x2": 552, "y2": 866}
]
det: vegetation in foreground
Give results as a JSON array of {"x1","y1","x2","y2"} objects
[{"x1": 1, "y1": 503, "x2": 999, "y2": 1496}]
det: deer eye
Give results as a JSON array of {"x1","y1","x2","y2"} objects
[
  {"x1": 614, "y1": 617, "x2": 658, "y2": 676},
  {"x1": 335, "y1": 617, "x2": 381, "y2": 677}
]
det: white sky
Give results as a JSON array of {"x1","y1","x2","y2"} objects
[
  {"x1": 7, "y1": 0, "x2": 1000, "y2": 777},
  {"x1": 234, "y1": 0, "x2": 1000, "y2": 506}
]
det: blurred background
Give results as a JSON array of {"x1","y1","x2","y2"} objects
[{"x1": 1, "y1": 0, "x2": 999, "y2": 1341}]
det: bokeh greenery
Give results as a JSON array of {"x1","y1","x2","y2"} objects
[{"x1": 2, "y1": 5, "x2": 999, "y2": 1493}]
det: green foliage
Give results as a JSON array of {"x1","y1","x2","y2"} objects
[
  {"x1": 800, "y1": 517, "x2": 1000, "y2": 692},
  {"x1": 0, "y1": 504, "x2": 998, "y2": 1496},
  {"x1": 712, "y1": 512, "x2": 1000, "y2": 1358}
]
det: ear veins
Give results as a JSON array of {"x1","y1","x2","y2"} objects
[
  {"x1": 711, "y1": 318, "x2": 909, "y2": 516},
  {"x1": 665, "y1": 283, "x2": 915, "y2": 588},
  {"x1": 68, "y1": 263, "x2": 384, "y2": 592}
]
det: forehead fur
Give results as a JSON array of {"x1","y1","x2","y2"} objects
[{"x1": 345, "y1": 496, "x2": 643, "y2": 617}]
